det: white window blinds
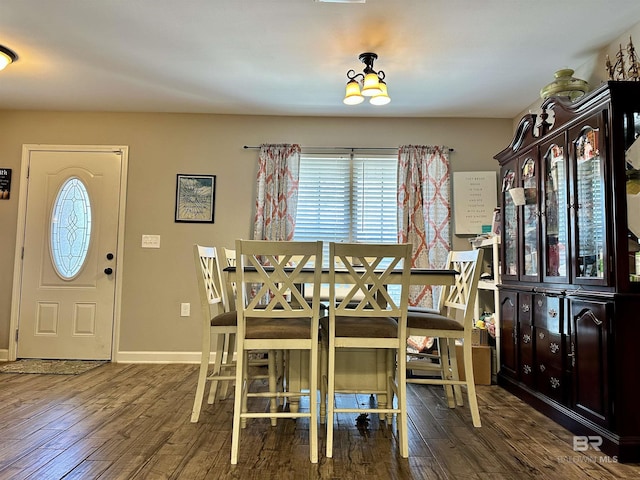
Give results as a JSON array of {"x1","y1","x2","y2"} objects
[{"x1": 294, "y1": 153, "x2": 398, "y2": 246}]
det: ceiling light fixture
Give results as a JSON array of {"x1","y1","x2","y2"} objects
[
  {"x1": 0, "y1": 45, "x2": 18, "y2": 71},
  {"x1": 343, "y1": 52, "x2": 390, "y2": 106}
]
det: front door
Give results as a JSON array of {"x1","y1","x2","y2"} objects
[{"x1": 16, "y1": 146, "x2": 126, "y2": 360}]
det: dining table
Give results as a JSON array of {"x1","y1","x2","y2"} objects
[{"x1": 224, "y1": 265, "x2": 458, "y2": 415}]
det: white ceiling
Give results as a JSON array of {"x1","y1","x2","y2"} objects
[{"x1": 1, "y1": 0, "x2": 640, "y2": 119}]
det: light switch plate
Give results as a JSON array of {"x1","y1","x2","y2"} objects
[
  {"x1": 141, "y1": 234, "x2": 161, "y2": 248},
  {"x1": 180, "y1": 303, "x2": 190, "y2": 317}
]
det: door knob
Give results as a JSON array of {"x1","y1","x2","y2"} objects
[
  {"x1": 106, "y1": 253, "x2": 114, "y2": 260},
  {"x1": 104, "y1": 267, "x2": 113, "y2": 275}
]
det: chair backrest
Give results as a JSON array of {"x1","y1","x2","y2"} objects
[
  {"x1": 235, "y1": 239, "x2": 323, "y2": 321},
  {"x1": 440, "y1": 249, "x2": 484, "y2": 328},
  {"x1": 193, "y1": 244, "x2": 225, "y2": 320},
  {"x1": 329, "y1": 242, "x2": 412, "y2": 320},
  {"x1": 220, "y1": 247, "x2": 237, "y2": 312},
  {"x1": 223, "y1": 248, "x2": 236, "y2": 266}
]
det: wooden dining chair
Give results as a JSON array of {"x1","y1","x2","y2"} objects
[
  {"x1": 231, "y1": 240, "x2": 323, "y2": 465},
  {"x1": 190, "y1": 244, "x2": 238, "y2": 423},
  {"x1": 191, "y1": 245, "x2": 275, "y2": 423},
  {"x1": 405, "y1": 249, "x2": 484, "y2": 427},
  {"x1": 322, "y1": 242, "x2": 412, "y2": 459},
  {"x1": 222, "y1": 246, "x2": 284, "y2": 418}
]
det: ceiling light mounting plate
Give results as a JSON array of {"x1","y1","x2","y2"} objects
[{"x1": 359, "y1": 52, "x2": 378, "y2": 72}]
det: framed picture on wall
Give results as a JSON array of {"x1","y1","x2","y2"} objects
[{"x1": 175, "y1": 174, "x2": 216, "y2": 223}]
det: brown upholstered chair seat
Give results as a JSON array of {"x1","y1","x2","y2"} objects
[
  {"x1": 407, "y1": 305, "x2": 439, "y2": 314},
  {"x1": 245, "y1": 317, "x2": 313, "y2": 339},
  {"x1": 406, "y1": 311, "x2": 463, "y2": 331},
  {"x1": 211, "y1": 311, "x2": 237, "y2": 327},
  {"x1": 320, "y1": 315, "x2": 398, "y2": 338}
]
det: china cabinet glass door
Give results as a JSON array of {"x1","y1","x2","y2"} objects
[
  {"x1": 502, "y1": 166, "x2": 518, "y2": 280},
  {"x1": 624, "y1": 111, "x2": 640, "y2": 284},
  {"x1": 542, "y1": 138, "x2": 569, "y2": 283},
  {"x1": 571, "y1": 118, "x2": 607, "y2": 285},
  {"x1": 520, "y1": 155, "x2": 540, "y2": 281}
]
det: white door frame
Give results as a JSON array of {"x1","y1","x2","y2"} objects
[{"x1": 9, "y1": 144, "x2": 129, "y2": 361}]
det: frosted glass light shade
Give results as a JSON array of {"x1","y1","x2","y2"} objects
[
  {"x1": 343, "y1": 80, "x2": 364, "y2": 105},
  {"x1": 0, "y1": 51, "x2": 13, "y2": 70},
  {"x1": 370, "y1": 82, "x2": 390, "y2": 105},
  {"x1": 361, "y1": 72, "x2": 381, "y2": 96}
]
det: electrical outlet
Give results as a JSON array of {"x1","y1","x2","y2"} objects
[{"x1": 180, "y1": 303, "x2": 190, "y2": 317}]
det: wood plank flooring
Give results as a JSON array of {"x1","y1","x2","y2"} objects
[{"x1": 0, "y1": 363, "x2": 638, "y2": 479}]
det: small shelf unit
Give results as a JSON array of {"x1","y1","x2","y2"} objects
[{"x1": 470, "y1": 234, "x2": 501, "y2": 376}]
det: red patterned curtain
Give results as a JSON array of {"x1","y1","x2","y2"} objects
[
  {"x1": 253, "y1": 144, "x2": 301, "y2": 241},
  {"x1": 397, "y1": 145, "x2": 451, "y2": 307}
]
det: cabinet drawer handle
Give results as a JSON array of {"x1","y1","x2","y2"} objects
[
  {"x1": 537, "y1": 299, "x2": 543, "y2": 307},
  {"x1": 523, "y1": 334, "x2": 531, "y2": 344},
  {"x1": 575, "y1": 309, "x2": 603, "y2": 326},
  {"x1": 548, "y1": 308, "x2": 557, "y2": 318},
  {"x1": 521, "y1": 303, "x2": 530, "y2": 313},
  {"x1": 523, "y1": 364, "x2": 532, "y2": 375},
  {"x1": 538, "y1": 331, "x2": 545, "y2": 340},
  {"x1": 539, "y1": 364, "x2": 546, "y2": 372},
  {"x1": 550, "y1": 342, "x2": 559, "y2": 354},
  {"x1": 550, "y1": 377, "x2": 560, "y2": 389},
  {"x1": 568, "y1": 342, "x2": 575, "y2": 367}
]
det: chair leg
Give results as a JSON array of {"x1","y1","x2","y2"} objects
[
  {"x1": 325, "y1": 335, "x2": 336, "y2": 458},
  {"x1": 191, "y1": 330, "x2": 212, "y2": 423},
  {"x1": 384, "y1": 349, "x2": 394, "y2": 422},
  {"x1": 205, "y1": 333, "x2": 225, "y2": 405},
  {"x1": 462, "y1": 341, "x2": 482, "y2": 427},
  {"x1": 447, "y1": 338, "x2": 464, "y2": 407},
  {"x1": 268, "y1": 349, "x2": 278, "y2": 426},
  {"x1": 396, "y1": 346, "x2": 409, "y2": 458},
  {"x1": 230, "y1": 342, "x2": 247, "y2": 465},
  {"x1": 216, "y1": 332, "x2": 235, "y2": 402},
  {"x1": 309, "y1": 347, "x2": 319, "y2": 463},
  {"x1": 241, "y1": 352, "x2": 249, "y2": 429},
  {"x1": 319, "y1": 337, "x2": 327, "y2": 425},
  {"x1": 279, "y1": 349, "x2": 286, "y2": 406},
  {"x1": 438, "y1": 339, "x2": 456, "y2": 408}
]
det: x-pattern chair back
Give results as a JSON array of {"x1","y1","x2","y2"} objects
[
  {"x1": 441, "y1": 250, "x2": 480, "y2": 323},
  {"x1": 244, "y1": 251, "x2": 314, "y2": 315},
  {"x1": 197, "y1": 246, "x2": 224, "y2": 312},
  {"x1": 333, "y1": 244, "x2": 406, "y2": 317}
]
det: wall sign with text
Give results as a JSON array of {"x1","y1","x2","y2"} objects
[
  {"x1": 453, "y1": 171, "x2": 497, "y2": 234},
  {"x1": 0, "y1": 168, "x2": 11, "y2": 200}
]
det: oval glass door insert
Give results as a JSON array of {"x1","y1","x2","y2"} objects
[{"x1": 50, "y1": 177, "x2": 92, "y2": 279}]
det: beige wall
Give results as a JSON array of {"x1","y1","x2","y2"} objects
[{"x1": 0, "y1": 112, "x2": 511, "y2": 358}]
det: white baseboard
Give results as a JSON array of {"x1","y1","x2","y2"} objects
[
  {"x1": 114, "y1": 351, "x2": 207, "y2": 363},
  {"x1": 0, "y1": 350, "x2": 221, "y2": 364}
]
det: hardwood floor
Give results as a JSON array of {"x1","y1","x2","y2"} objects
[{"x1": 1, "y1": 363, "x2": 638, "y2": 479}]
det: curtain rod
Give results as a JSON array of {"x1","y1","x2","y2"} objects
[{"x1": 243, "y1": 145, "x2": 454, "y2": 152}]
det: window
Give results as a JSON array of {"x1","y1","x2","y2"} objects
[
  {"x1": 294, "y1": 152, "x2": 398, "y2": 258},
  {"x1": 50, "y1": 177, "x2": 92, "y2": 279}
]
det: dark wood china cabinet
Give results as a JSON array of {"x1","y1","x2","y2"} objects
[{"x1": 495, "y1": 82, "x2": 640, "y2": 462}]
